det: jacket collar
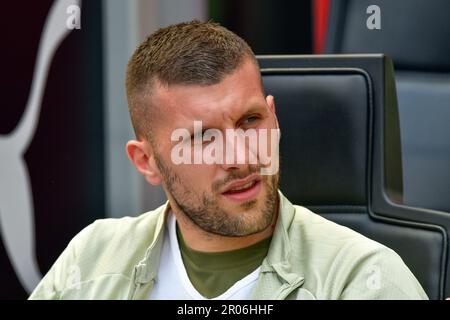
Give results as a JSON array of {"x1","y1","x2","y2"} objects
[
  {"x1": 250, "y1": 191, "x2": 305, "y2": 299},
  {"x1": 129, "y1": 191, "x2": 305, "y2": 299},
  {"x1": 128, "y1": 204, "x2": 168, "y2": 299}
]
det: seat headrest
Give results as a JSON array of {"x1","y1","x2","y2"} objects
[
  {"x1": 258, "y1": 54, "x2": 403, "y2": 207},
  {"x1": 326, "y1": 0, "x2": 450, "y2": 71},
  {"x1": 263, "y1": 71, "x2": 369, "y2": 206}
]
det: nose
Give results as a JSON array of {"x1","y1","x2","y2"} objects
[{"x1": 219, "y1": 129, "x2": 258, "y2": 172}]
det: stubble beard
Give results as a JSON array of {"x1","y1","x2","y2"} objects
[{"x1": 154, "y1": 153, "x2": 279, "y2": 237}]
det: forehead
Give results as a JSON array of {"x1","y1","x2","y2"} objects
[{"x1": 152, "y1": 59, "x2": 265, "y2": 127}]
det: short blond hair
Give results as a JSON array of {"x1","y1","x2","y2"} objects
[{"x1": 125, "y1": 20, "x2": 256, "y2": 141}]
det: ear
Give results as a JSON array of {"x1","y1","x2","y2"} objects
[
  {"x1": 126, "y1": 139, "x2": 162, "y2": 185},
  {"x1": 266, "y1": 95, "x2": 280, "y2": 130}
]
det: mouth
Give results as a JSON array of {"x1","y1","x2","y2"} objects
[{"x1": 221, "y1": 174, "x2": 262, "y2": 202}]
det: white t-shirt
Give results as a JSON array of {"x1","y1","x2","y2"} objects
[{"x1": 148, "y1": 212, "x2": 261, "y2": 300}]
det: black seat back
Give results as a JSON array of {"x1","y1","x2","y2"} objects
[
  {"x1": 258, "y1": 54, "x2": 449, "y2": 299},
  {"x1": 325, "y1": 0, "x2": 450, "y2": 213}
]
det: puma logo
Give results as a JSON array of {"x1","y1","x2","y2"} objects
[{"x1": 0, "y1": 0, "x2": 81, "y2": 293}]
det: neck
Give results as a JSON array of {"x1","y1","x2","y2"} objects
[{"x1": 171, "y1": 201, "x2": 279, "y2": 253}]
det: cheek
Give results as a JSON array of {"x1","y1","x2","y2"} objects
[
  {"x1": 267, "y1": 114, "x2": 279, "y2": 130},
  {"x1": 176, "y1": 163, "x2": 215, "y2": 190},
  {"x1": 172, "y1": 164, "x2": 212, "y2": 184},
  {"x1": 257, "y1": 119, "x2": 278, "y2": 147},
  {"x1": 254, "y1": 115, "x2": 278, "y2": 133}
]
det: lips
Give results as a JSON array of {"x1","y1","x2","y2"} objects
[
  {"x1": 221, "y1": 174, "x2": 262, "y2": 202},
  {"x1": 225, "y1": 180, "x2": 258, "y2": 193},
  {"x1": 222, "y1": 174, "x2": 260, "y2": 192}
]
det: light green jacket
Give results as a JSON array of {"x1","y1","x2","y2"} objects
[{"x1": 29, "y1": 192, "x2": 428, "y2": 300}]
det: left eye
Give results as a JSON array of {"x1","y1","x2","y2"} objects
[{"x1": 244, "y1": 116, "x2": 258, "y2": 124}]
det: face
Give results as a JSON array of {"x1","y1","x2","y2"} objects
[{"x1": 144, "y1": 58, "x2": 280, "y2": 237}]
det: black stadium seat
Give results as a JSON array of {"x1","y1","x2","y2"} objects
[
  {"x1": 325, "y1": 0, "x2": 450, "y2": 213},
  {"x1": 257, "y1": 54, "x2": 450, "y2": 299}
]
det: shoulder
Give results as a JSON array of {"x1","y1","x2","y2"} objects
[
  {"x1": 290, "y1": 205, "x2": 384, "y2": 255},
  {"x1": 73, "y1": 205, "x2": 166, "y2": 255},
  {"x1": 29, "y1": 203, "x2": 168, "y2": 299},
  {"x1": 289, "y1": 206, "x2": 427, "y2": 299},
  {"x1": 70, "y1": 204, "x2": 167, "y2": 275}
]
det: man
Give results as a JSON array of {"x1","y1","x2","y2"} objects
[{"x1": 30, "y1": 21, "x2": 427, "y2": 300}]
